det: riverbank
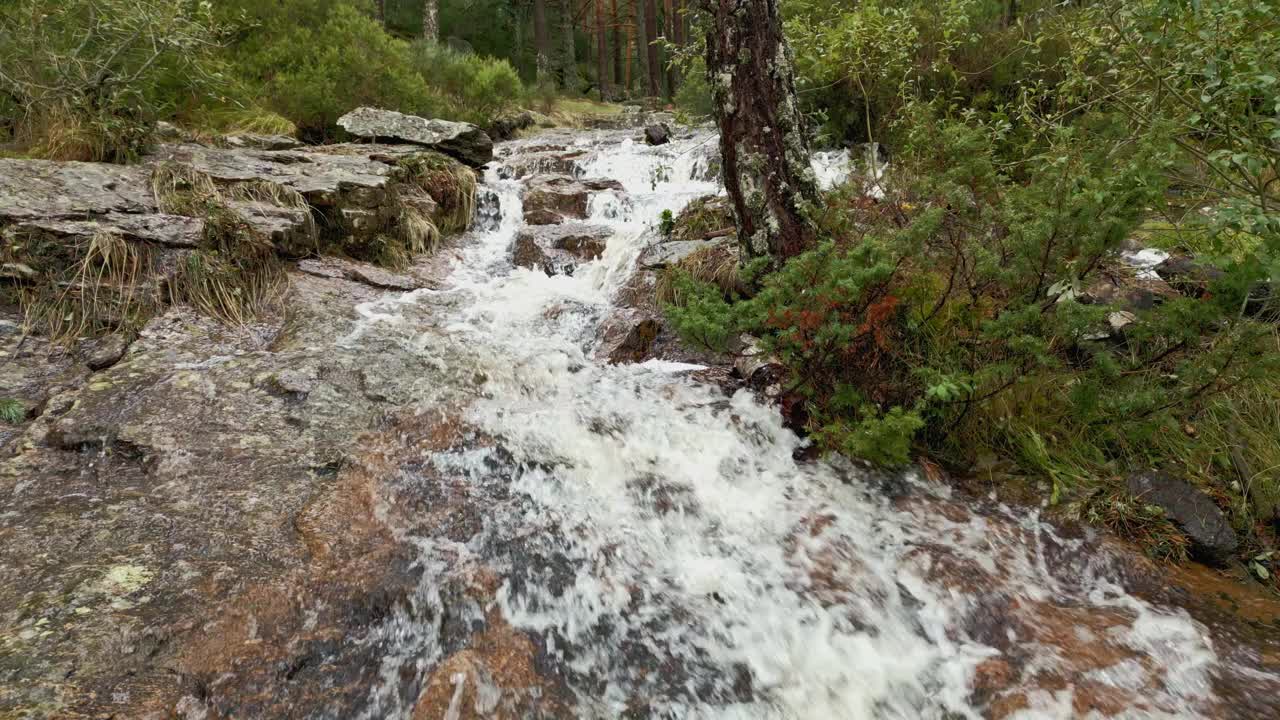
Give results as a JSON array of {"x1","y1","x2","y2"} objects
[{"x1": 2, "y1": 120, "x2": 1279, "y2": 719}]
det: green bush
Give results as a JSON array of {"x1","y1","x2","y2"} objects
[
  {"x1": 784, "y1": 0, "x2": 1075, "y2": 145},
  {"x1": 667, "y1": 102, "x2": 1277, "y2": 476},
  {"x1": 230, "y1": 3, "x2": 436, "y2": 140},
  {"x1": 408, "y1": 42, "x2": 524, "y2": 126},
  {"x1": 673, "y1": 58, "x2": 714, "y2": 120},
  {"x1": 216, "y1": 1, "x2": 522, "y2": 139},
  {"x1": 0, "y1": 0, "x2": 231, "y2": 161}
]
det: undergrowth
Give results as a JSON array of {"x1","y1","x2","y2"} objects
[{"x1": 0, "y1": 398, "x2": 25, "y2": 425}]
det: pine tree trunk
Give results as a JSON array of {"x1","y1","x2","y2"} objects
[
  {"x1": 1003, "y1": 0, "x2": 1019, "y2": 27},
  {"x1": 374, "y1": 0, "x2": 386, "y2": 23},
  {"x1": 561, "y1": 0, "x2": 579, "y2": 90},
  {"x1": 534, "y1": 0, "x2": 552, "y2": 84},
  {"x1": 704, "y1": 0, "x2": 818, "y2": 264},
  {"x1": 422, "y1": 0, "x2": 439, "y2": 41},
  {"x1": 612, "y1": 0, "x2": 624, "y2": 94},
  {"x1": 625, "y1": 17, "x2": 635, "y2": 92},
  {"x1": 664, "y1": 0, "x2": 677, "y2": 99},
  {"x1": 596, "y1": 0, "x2": 611, "y2": 99},
  {"x1": 634, "y1": 0, "x2": 649, "y2": 96},
  {"x1": 644, "y1": 0, "x2": 661, "y2": 97},
  {"x1": 672, "y1": 0, "x2": 685, "y2": 91}
]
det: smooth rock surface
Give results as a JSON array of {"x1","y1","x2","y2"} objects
[
  {"x1": 1127, "y1": 471, "x2": 1240, "y2": 565},
  {"x1": 511, "y1": 223, "x2": 610, "y2": 276},
  {"x1": 337, "y1": 107, "x2": 494, "y2": 167},
  {"x1": 638, "y1": 237, "x2": 730, "y2": 269},
  {"x1": 521, "y1": 175, "x2": 623, "y2": 225}
]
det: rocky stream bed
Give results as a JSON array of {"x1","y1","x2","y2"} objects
[{"x1": 2, "y1": 121, "x2": 1280, "y2": 719}]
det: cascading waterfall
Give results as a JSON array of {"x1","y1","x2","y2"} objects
[{"x1": 347, "y1": 127, "x2": 1274, "y2": 719}]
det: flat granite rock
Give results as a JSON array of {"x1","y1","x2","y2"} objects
[
  {"x1": 638, "y1": 237, "x2": 731, "y2": 269},
  {"x1": 337, "y1": 107, "x2": 494, "y2": 167},
  {"x1": 0, "y1": 158, "x2": 155, "y2": 221},
  {"x1": 296, "y1": 256, "x2": 425, "y2": 291}
]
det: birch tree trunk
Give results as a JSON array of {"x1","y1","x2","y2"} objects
[
  {"x1": 534, "y1": 0, "x2": 552, "y2": 84},
  {"x1": 703, "y1": 0, "x2": 818, "y2": 264},
  {"x1": 422, "y1": 0, "x2": 439, "y2": 42}
]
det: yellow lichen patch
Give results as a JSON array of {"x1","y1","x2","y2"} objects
[{"x1": 99, "y1": 564, "x2": 154, "y2": 594}]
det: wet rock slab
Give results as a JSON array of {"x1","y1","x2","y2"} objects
[
  {"x1": 521, "y1": 175, "x2": 623, "y2": 225},
  {"x1": 297, "y1": 256, "x2": 428, "y2": 291},
  {"x1": 0, "y1": 269, "x2": 462, "y2": 718},
  {"x1": 638, "y1": 237, "x2": 731, "y2": 269},
  {"x1": 510, "y1": 223, "x2": 610, "y2": 276}
]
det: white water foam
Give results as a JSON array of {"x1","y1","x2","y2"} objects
[{"x1": 348, "y1": 128, "x2": 1258, "y2": 719}]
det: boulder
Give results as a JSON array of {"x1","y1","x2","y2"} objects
[
  {"x1": 154, "y1": 143, "x2": 446, "y2": 256},
  {"x1": 511, "y1": 224, "x2": 610, "y2": 276},
  {"x1": 521, "y1": 175, "x2": 623, "y2": 225},
  {"x1": 83, "y1": 334, "x2": 132, "y2": 371},
  {"x1": 598, "y1": 309, "x2": 661, "y2": 364},
  {"x1": 1126, "y1": 471, "x2": 1239, "y2": 565},
  {"x1": 336, "y1": 107, "x2": 494, "y2": 167},
  {"x1": 0, "y1": 158, "x2": 154, "y2": 221},
  {"x1": 645, "y1": 123, "x2": 672, "y2": 146},
  {"x1": 1154, "y1": 254, "x2": 1276, "y2": 320},
  {"x1": 488, "y1": 110, "x2": 537, "y2": 142},
  {"x1": 8, "y1": 212, "x2": 205, "y2": 249},
  {"x1": 1155, "y1": 255, "x2": 1226, "y2": 298},
  {"x1": 667, "y1": 194, "x2": 736, "y2": 243}
]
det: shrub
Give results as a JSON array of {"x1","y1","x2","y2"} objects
[
  {"x1": 0, "y1": 398, "x2": 25, "y2": 425},
  {"x1": 667, "y1": 103, "x2": 1278, "y2": 476},
  {"x1": 234, "y1": 3, "x2": 437, "y2": 140},
  {"x1": 0, "y1": 0, "x2": 231, "y2": 162},
  {"x1": 408, "y1": 42, "x2": 524, "y2": 126}
]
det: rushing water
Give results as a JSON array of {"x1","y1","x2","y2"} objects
[{"x1": 346, "y1": 128, "x2": 1277, "y2": 719}]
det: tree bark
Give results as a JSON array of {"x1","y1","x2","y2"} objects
[
  {"x1": 625, "y1": 15, "x2": 635, "y2": 92},
  {"x1": 1004, "y1": 0, "x2": 1019, "y2": 27},
  {"x1": 374, "y1": 0, "x2": 386, "y2": 23},
  {"x1": 534, "y1": 0, "x2": 552, "y2": 84},
  {"x1": 704, "y1": 0, "x2": 818, "y2": 264},
  {"x1": 643, "y1": 0, "x2": 661, "y2": 97},
  {"x1": 612, "y1": 0, "x2": 625, "y2": 94},
  {"x1": 560, "y1": 0, "x2": 579, "y2": 90},
  {"x1": 596, "y1": 0, "x2": 611, "y2": 99},
  {"x1": 634, "y1": 0, "x2": 649, "y2": 96},
  {"x1": 422, "y1": 0, "x2": 439, "y2": 41},
  {"x1": 664, "y1": 0, "x2": 677, "y2": 98}
]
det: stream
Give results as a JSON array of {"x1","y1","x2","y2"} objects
[{"x1": 333, "y1": 127, "x2": 1278, "y2": 719}]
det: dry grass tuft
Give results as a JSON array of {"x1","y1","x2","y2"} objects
[
  {"x1": 400, "y1": 152, "x2": 477, "y2": 234},
  {"x1": 14, "y1": 230, "x2": 159, "y2": 341},
  {"x1": 657, "y1": 242, "x2": 742, "y2": 307}
]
